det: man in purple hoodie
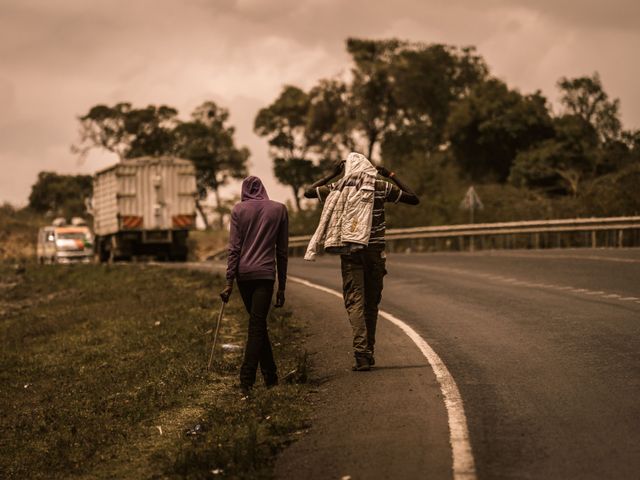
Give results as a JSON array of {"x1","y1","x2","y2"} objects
[{"x1": 220, "y1": 176, "x2": 289, "y2": 393}]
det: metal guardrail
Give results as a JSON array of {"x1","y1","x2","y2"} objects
[
  {"x1": 288, "y1": 216, "x2": 640, "y2": 253},
  {"x1": 207, "y1": 216, "x2": 640, "y2": 259}
]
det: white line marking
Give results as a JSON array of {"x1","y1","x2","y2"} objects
[
  {"x1": 620, "y1": 297, "x2": 639, "y2": 301},
  {"x1": 289, "y1": 275, "x2": 477, "y2": 480}
]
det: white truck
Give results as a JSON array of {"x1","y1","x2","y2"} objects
[{"x1": 92, "y1": 156, "x2": 197, "y2": 262}]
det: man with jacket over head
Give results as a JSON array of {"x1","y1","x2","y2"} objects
[
  {"x1": 220, "y1": 176, "x2": 288, "y2": 396},
  {"x1": 304, "y1": 153, "x2": 419, "y2": 371}
]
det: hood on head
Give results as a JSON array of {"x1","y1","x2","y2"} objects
[
  {"x1": 344, "y1": 152, "x2": 377, "y2": 178},
  {"x1": 241, "y1": 176, "x2": 269, "y2": 201}
]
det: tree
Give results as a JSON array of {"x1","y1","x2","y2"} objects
[
  {"x1": 558, "y1": 72, "x2": 622, "y2": 143},
  {"x1": 72, "y1": 103, "x2": 132, "y2": 160},
  {"x1": 446, "y1": 78, "x2": 554, "y2": 182},
  {"x1": 307, "y1": 79, "x2": 356, "y2": 162},
  {"x1": 254, "y1": 86, "x2": 321, "y2": 210},
  {"x1": 509, "y1": 115, "x2": 599, "y2": 196},
  {"x1": 346, "y1": 38, "x2": 405, "y2": 159},
  {"x1": 173, "y1": 102, "x2": 249, "y2": 229},
  {"x1": 73, "y1": 103, "x2": 178, "y2": 160},
  {"x1": 387, "y1": 44, "x2": 488, "y2": 154},
  {"x1": 345, "y1": 39, "x2": 488, "y2": 161},
  {"x1": 74, "y1": 101, "x2": 249, "y2": 230},
  {"x1": 28, "y1": 172, "x2": 93, "y2": 218}
]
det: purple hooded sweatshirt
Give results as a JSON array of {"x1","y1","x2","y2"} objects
[{"x1": 226, "y1": 176, "x2": 289, "y2": 289}]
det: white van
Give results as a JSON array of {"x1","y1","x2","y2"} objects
[{"x1": 37, "y1": 225, "x2": 94, "y2": 264}]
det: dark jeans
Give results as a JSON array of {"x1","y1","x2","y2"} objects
[
  {"x1": 340, "y1": 248, "x2": 387, "y2": 357},
  {"x1": 237, "y1": 279, "x2": 278, "y2": 388}
]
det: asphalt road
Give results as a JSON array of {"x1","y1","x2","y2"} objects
[{"x1": 285, "y1": 248, "x2": 640, "y2": 480}]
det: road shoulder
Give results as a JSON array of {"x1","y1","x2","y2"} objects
[{"x1": 275, "y1": 281, "x2": 452, "y2": 480}]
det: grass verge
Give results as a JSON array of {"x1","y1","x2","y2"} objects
[{"x1": 0, "y1": 263, "x2": 310, "y2": 479}]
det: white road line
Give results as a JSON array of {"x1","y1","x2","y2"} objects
[
  {"x1": 289, "y1": 275, "x2": 477, "y2": 480},
  {"x1": 620, "y1": 297, "x2": 640, "y2": 301}
]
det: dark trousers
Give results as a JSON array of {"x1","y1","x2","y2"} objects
[
  {"x1": 237, "y1": 279, "x2": 278, "y2": 388},
  {"x1": 340, "y1": 248, "x2": 387, "y2": 357}
]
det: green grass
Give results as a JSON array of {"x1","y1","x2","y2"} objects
[
  {"x1": 0, "y1": 263, "x2": 310, "y2": 479},
  {"x1": 188, "y1": 230, "x2": 229, "y2": 261}
]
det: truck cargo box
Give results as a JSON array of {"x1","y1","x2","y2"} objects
[
  {"x1": 92, "y1": 156, "x2": 197, "y2": 262},
  {"x1": 93, "y1": 156, "x2": 196, "y2": 236}
]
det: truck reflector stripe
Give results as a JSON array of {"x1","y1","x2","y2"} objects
[
  {"x1": 121, "y1": 216, "x2": 143, "y2": 229},
  {"x1": 172, "y1": 215, "x2": 194, "y2": 228}
]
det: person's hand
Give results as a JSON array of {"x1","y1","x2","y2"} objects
[
  {"x1": 274, "y1": 289, "x2": 285, "y2": 308},
  {"x1": 332, "y1": 160, "x2": 345, "y2": 177},
  {"x1": 220, "y1": 285, "x2": 233, "y2": 303},
  {"x1": 376, "y1": 165, "x2": 392, "y2": 178}
]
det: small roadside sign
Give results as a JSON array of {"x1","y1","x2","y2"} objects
[
  {"x1": 460, "y1": 187, "x2": 483, "y2": 252},
  {"x1": 460, "y1": 186, "x2": 483, "y2": 212}
]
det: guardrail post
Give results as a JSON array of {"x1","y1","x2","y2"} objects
[
  {"x1": 591, "y1": 230, "x2": 596, "y2": 248},
  {"x1": 618, "y1": 229, "x2": 624, "y2": 248}
]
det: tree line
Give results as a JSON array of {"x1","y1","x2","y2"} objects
[
  {"x1": 28, "y1": 37, "x2": 639, "y2": 230},
  {"x1": 255, "y1": 38, "x2": 640, "y2": 231}
]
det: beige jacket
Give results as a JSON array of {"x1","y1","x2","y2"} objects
[{"x1": 304, "y1": 152, "x2": 377, "y2": 261}]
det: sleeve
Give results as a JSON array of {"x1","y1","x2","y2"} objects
[
  {"x1": 316, "y1": 185, "x2": 331, "y2": 203},
  {"x1": 225, "y1": 208, "x2": 242, "y2": 285},
  {"x1": 383, "y1": 181, "x2": 403, "y2": 204},
  {"x1": 276, "y1": 206, "x2": 289, "y2": 289}
]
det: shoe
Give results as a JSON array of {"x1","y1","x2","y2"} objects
[
  {"x1": 265, "y1": 378, "x2": 279, "y2": 389},
  {"x1": 234, "y1": 383, "x2": 252, "y2": 398},
  {"x1": 352, "y1": 356, "x2": 371, "y2": 372},
  {"x1": 366, "y1": 350, "x2": 375, "y2": 366}
]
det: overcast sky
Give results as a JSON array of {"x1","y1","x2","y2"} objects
[{"x1": 1, "y1": 0, "x2": 639, "y2": 207}]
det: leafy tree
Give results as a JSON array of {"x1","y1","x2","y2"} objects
[
  {"x1": 73, "y1": 103, "x2": 178, "y2": 160},
  {"x1": 307, "y1": 79, "x2": 356, "y2": 162},
  {"x1": 346, "y1": 38, "x2": 405, "y2": 159},
  {"x1": 74, "y1": 101, "x2": 249, "y2": 229},
  {"x1": 509, "y1": 115, "x2": 599, "y2": 196},
  {"x1": 125, "y1": 105, "x2": 178, "y2": 158},
  {"x1": 254, "y1": 86, "x2": 321, "y2": 210},
  {"x1": 446, "y1": 78, "x2": 554, "y2": 182},
  {"x1": 72, "y1": 103, "x2": 132, "y2": 160},
  {"x1": 173, "y1": 102, "x2": 249, "y2": 229},
  {"x1": 558, "y1": 72, "x2": 622, "y2": 142},
  {"x1": 386, "y1": 44, "x2": 488, "y2": 154},
  {"x1": 28, "y1": 172, "x2": 93, "y2": 218}
]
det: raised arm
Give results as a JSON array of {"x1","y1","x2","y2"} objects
[
  {"x1": 376, "y1": 166, "x2": 420, "y2": 205},
  {"x1": 303, "y1": 160, "x2": 345, "y2": 199}
]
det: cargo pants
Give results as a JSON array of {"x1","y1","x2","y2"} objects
[{"x1": 340, "y1": 248, "x2": 387, "y2": 358}]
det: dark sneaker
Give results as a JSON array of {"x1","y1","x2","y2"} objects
[
  {"x1": 234, "y1": 383, "x2": 252, "y2": 399},
  {"x1": 265, "y1": 378, "x2": 279, "y2": 389},
  {"x1": 352, "y1": 356, "x2": 371, "y2": 372},
  {"x1": 366, "y1": 350, "x2": 375, "y2": 366}
]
